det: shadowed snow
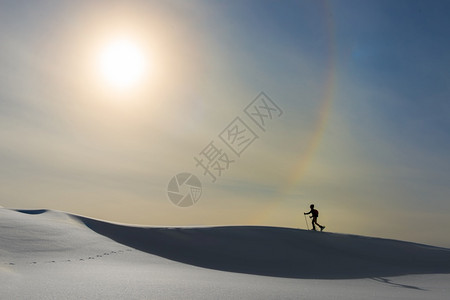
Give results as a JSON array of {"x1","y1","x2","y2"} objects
[
  {"x1": 75, "y1": 214, "x2": 450, "y2": 279},
  {"x1": 2, "y1": 208, "x2": 450, "y2": 280}
]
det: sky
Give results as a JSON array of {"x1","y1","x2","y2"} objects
[{"x1": 0, "y1": 0, "x2": 449, "y2": 247}]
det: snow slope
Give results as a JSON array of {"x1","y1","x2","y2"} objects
[
  {"x1": 1, "y1": 208, "x2": 449, "y2": 299},
  {"x1": 79, "y1": 215, "x2": 450, "y2": 279}
]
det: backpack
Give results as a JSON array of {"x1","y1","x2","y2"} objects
[{"x1": 312, "y1": 209, "x2": 319, "y2": 218}]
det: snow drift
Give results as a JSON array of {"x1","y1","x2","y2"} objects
[
  {"x1": 77, "y1": 214, "x2": 450, "y2": 279},
  {"x1": 3, "y1": 208, "x2": 449, "y2": 279},
  {"x1": 2, "y1": 208, "x2": 450, "y2": 300}
]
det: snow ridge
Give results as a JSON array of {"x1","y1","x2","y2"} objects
[
  {"x1": 76, "y1": 212, "x2": 450, "y2": 279},
  {"x1": 2, "y1": 208, "x2": 450, "y2": 280}
]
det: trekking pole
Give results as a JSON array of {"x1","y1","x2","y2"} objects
[{"x1": 304, "y1": 214, "x2": 309, "y2": 230}]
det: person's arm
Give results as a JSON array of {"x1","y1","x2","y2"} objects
[{"x1": 304, "y1": 210, "x2": 311, "y2": 215}]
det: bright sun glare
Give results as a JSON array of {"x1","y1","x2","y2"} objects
[{"x1": 98, "y1": 38, "x2": 148, "y2": 90}]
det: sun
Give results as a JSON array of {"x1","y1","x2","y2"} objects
[{"x1": 97, "y1": 38, "x2": 148, "y2": 90}]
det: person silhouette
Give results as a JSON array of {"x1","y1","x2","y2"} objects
[{"x1": 304, "y1": 204, "x2": 325, "y2": 231}]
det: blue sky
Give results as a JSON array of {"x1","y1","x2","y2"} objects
[{"x1": 0, "y1": 0, "x2": 449, "y2": 247}]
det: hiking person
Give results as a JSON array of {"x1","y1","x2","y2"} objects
[{"x1": 304, "y1": 204, "x2": 325, "y2": 231}]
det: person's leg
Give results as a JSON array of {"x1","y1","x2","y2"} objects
[
  {"x1": 315, "y1": 219, "x2": 325, "y2": 231},
  {"x1": 313, "y1": 218, "x2": 324, "y2": 230},
  {"x1": 311, "y1": 217, "x2": 317, "y2": 230}
]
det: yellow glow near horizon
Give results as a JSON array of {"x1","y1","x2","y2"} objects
[{"x1": 97, "y1": 38, "x2": 149, "y2": 90}]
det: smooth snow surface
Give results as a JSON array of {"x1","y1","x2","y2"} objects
[{"x1": 1, "y1": 208, "x2": 449, "y2": 299}]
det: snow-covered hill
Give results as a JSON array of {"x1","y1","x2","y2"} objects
[
  {"x1": 1, "y1": 208, "x2": 449, "y2": 299},
  {"x1": 78, "y1": 214, "x2": 450, "y2": 279}
]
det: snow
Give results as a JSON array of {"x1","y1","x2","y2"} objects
[{"x1": 1, "y1": 208, "x2": 449, "y2": 299}]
